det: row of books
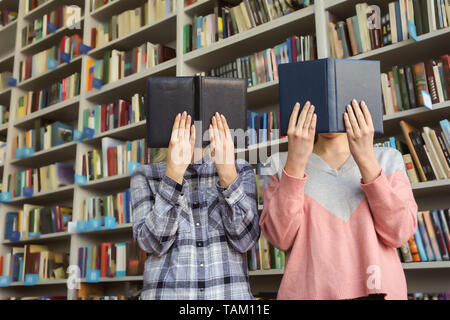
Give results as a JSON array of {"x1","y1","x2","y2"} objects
[
  {"x1": 0, "y1": 8, "x2": 18, "y2": 27},
  {"x1": 82, "y1": 94, "x2": 145, "y2": 136},
  {"x1": 21, "y1": 5, "x2": 82, "y2": 48},
  {"x1": 11, "y1": 120, "x2": 74, "y2": 159},
  {"x1": 398, "y1": 120, "x2": 450, "y2": 182},
  {"x1": 24, "y1": 0, "x2": 50, "y2": 14},
  {"x1": 4, "y1": 162, "x2": 75, "y2": 199},
  {"x1": 398, "y1": 209, "x2": 450, "y2": 262},
  {"x1": 328, "y1": 1, "x2": 450, "y2": 58},
  {"x1": 4, "y1": 205, "x2": 73, "y2": 241},
  {"x1": 85, "y1": 44, "x2": 175, "y2": 91},
  {"x1": 77, "y1": 240, "x2": 146, "y2": 279},
  {"x1": 16, "y1": 73, "x2": 81, "y2": 119},
  {"x1": 80, "y1": 189, "x2": 132, "y2": 226},
  {"x1": 248, "y1": 233, "x2": 285, "y2": 271},
  {"x1": 408, "y1": 292, "x2": 450, "y2": 300},
  {"x1": 90, "y1": 0, "x2": 176, "y2": 49},
  {"x1": 375, "y1": 120, "x2": 449, "y2": 183},
  {"x1": 381, "y1": 55, "x2": 450, "y2": 115},
  {"x1": 80, "y1": 137, "x2": 147, "y2": 181},
  {"x1": 0, "y1": 245, "x2": 69, "y2": 283},
  {"x1": 197, "y1": 34, "x2": 316, "y2": 88},
  {"x1": 247, "y1": 110, "x2": 282, "y2": 145},
  {"x1": 19, "y1": 35, "x2": 84, "y2": 82},
  {"x1": 184, "y1": 0, "x2": 312, "y2": 52},
  {"x1": 76, "y1": 282, "x2": 140, "y2": 300},
  {"x1": 0, "y1": 105, "x2": 9, "y2": 125},
  {"x1": 0, "y1": 71, "x2": 12, "y2": 91}
]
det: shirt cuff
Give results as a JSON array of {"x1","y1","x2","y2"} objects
[
  {"x1": 360, "y1": 169, "x2": 388, "y2": 199},
  {"x1": 157, "y1": 175, "x2": 185, "y2": 206},
  {"x1": 279, "y1": 168, "x2": 308, "y2": 199},
  {"x1": 217, "y1": 174, "x2": 245, "y2": 207}
]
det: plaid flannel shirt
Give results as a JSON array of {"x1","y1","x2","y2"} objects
[{"x1": 130, "y1": 157, "x2": 260, "y2": 300}]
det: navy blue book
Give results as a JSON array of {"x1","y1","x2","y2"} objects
[{"x1": 279, "y1": 58, "x2": 383, "y2": 135}]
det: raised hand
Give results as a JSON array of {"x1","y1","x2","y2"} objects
[
  {"x1": 284, "y1": 102, "x2": 317, "y2": 178},
  {"x1": 209, "y1": 113, "x2": 238, "y2": 188},
  {"x1": 165, "y1": 111, "x2": 196, "y2": 184},
  {"x1": 344, "y1": 99, "x2": 381, "y2": 183}
]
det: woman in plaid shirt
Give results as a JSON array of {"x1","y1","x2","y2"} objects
[{"x1": 130, "y1": 112, "x2": 260, "y2": 300}]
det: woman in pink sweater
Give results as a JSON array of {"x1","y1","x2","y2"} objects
[{"x1": 259, "y1": 100, "x2": 418, "y2": 300}]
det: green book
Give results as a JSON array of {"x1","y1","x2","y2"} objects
[
  {"x1": 102, "y1": 51, "x2": 111, "y2": 85},
  {"x1": 351, "y1": 16, "x2": 363, "y2": 54},
  {"x1": 412, "y1": 0, "x2": 423, "y2": 35},
  {"x1": 183, "y1": 24, "x2": 192, "y2": 53},
  {"x1": 250, "y1": 55, "x2": 257, "y2": 86},
  {"x1": 391, "y1": 66, "x2": 404, "y2": 111},
  {"x1": 398, "y1": 67, "x2": 411, "y2": 110},
  {"x1": 419, "y1": 0, "x2": 429, "y2": 34}
]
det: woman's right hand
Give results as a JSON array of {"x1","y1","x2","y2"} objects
[
  {"x1": 284, "y1": 102, "x2": 317, "y2": 178},
  {"x1": 165, "y1": 111, "x2": 196, "y2": 184}
]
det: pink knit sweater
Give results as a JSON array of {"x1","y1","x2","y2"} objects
[{"x1": 259, "y1": 148, "x2": 418, "y2": 300}]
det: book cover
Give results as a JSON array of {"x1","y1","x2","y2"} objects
[{"x1": 279, "y1": 58, "x2": 383, "y2": 135}]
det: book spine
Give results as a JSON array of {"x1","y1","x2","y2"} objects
[{"x1": 328, "y1": 59, "x2": 337, "y2": 132}]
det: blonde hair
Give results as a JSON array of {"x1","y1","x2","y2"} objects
[{"x1": 151, "y1": 148, "x2": 168, "y2": 163}]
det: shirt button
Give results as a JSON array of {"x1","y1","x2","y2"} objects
[
  {"x1": 197, "y1": 241, "x2": 203, "y2": 247},
  {"x1": 200, "y1": 288, "x2": 204, "y2": 292},
  {"x1": 200, "y1": 264, "x2": 204, "y2": 267},
  {"x1": 196, "y1": 223, "x2": 200, "y2": 227}
]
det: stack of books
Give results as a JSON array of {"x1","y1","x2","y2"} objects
[
  {"x1": 16, "y1": 73, "x2": 81, "y2": 119},
  {"x1": 85, "y1": 44, "x2": 175, "y2": 91},
  {"x1": 0, "y1": 105, "x2": 9, "y2": 125},
  {"x1": 381, "y1": 54, "x2": 450, "y2": 115},
  {"x1": 184, "y1": 0, "x2": 313, "y2": 52},
  {"x1": 5, "y1": 162, "x2": 75, "y2": 199},
  {"x1": 77, "y1": 239, "x2": 146, "y2": 278},
  {"x1": 90, "y1": 0, "x2": 176, "y2": 49},
  {"x1": 19, "y1": 35, "x2": 84, "y2": 82},
  {"x1": 328, "y1": 1, "x2": 450, "y2": 58},
  {"x1": 21, "y1": 5, "x2": 82, "y2": 47},
  {"x1": 82, "y1": 94, "x2": 145, "y2": 136},
  {"x1": 80, "y1": 189, "x2": 132, "y2": 227},
  {"x1": 398, "y1": 209, "x2": 450, "y2": 262},
  {"x1": 0, "y1": 245, "x2": 69, "y2": 283},
  {"x1": 11, "y1": 120, "x2": 74, "y2": 159},
  {"x1": 25, "y1": 0, "x2": 51, "y2": 14},
  {"x1": 247, "y1": 110, "x2": 282, "y2": 146},
  {"x1": 4, "y1": 205, "x2": 73, "y2": 241},
  {"x1": 197, "y1": 34, "x2": 316, "y2": 87},
  {"x1": 375, "y1": 120, "x2": 450, "y2": 183},
  {"x1": 408, "y1": 292, "x2": 450, "y2": 300},
  {"x1": 0, "y1": 8, "x2": 18, "y2": 27},
  {"x1": 79, "y1": 137, "x2": 148, "y2": 182},
  {"x1": 248, "y1": 234, "x2": 286, "y2": 271},
  {"x1": 0, "y1": 72, "x2": 12, "y2": 91}
]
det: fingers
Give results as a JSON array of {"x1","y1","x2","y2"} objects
[
  {"x1": 190, "y1": 122, "x2": 196, "y2": 148},
  {"x1": 309, "y1": 114, "x2": 317, "y2": 134},
  {"x1": 346, "y1": 104, "x2": 361, "y2": 136},
  {"x1": 178, "y1": 111, "x2": 187, "y2": 138},
  {"x1": 212, "y1": 116, "x2": 221, "y2": 144},
  {"x1": 344, "y1": 112, "x2": 354, "y2": 138},
  {"x1": 171, "y1": 113, "x2": 181, "y2": 141},
  {"x1": 296, "y1": 101, "x2": 311, "y2": 130},
  {"x1": 351, "y1": 99, "x2": 367, "y2": 130},
  {"x1": 215, "y1": 113, "x2": 225, "y2": 141},
  {"x1": 303, "y1": 104, "x2": 315, "y2": 129},
  {"x1": 288, "y1": 103, "x2": 300, "y2": 134},
  {"x1": 185, "y1": 114, "x2": 192, "y2": 141},
  {"x1": 360, "y1": 101, "x2": 374, "y2": 130},
  {"x1": 221, "y1": 114, "x2": 233, "y2": 142}
]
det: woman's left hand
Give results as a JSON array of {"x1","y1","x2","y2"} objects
[{"x1": 344, "y1": 99, "x2": 381, "y2": 183}]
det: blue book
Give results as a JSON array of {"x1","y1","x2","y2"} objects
[
  {"x1": 261, "y1": 113, "x2": 267, "y2": 143},
  {"x1": 431, "y1": 209, "x2": 450, "y2": 260},
  {"x1": 389, "y1": 137, "x2": 397, "y2": 149},
  {"x1": 279, "y1": 58, "x2": 383, "y2": 135},
  {"x1": 395, "y1": 2, "x2": 403, "y2": 42},
  {"x1": 4, "y1": 212, "x2": 18, "y2": 240},
  {"x1": 418, "y1": 212, "x2": 435, "y2": 261},
  {"x1": 286, "y1": 39, "x2": 292, "y2": 63},
  {"x1": 196, "y1": 16, "x2": 202, "y2": 49},
  {"x1": 440, "y1": 119, "x2": 450, "y2": 146},
  {"x1": 414, "y1": 229, "x2": 428, "y2": 262}
]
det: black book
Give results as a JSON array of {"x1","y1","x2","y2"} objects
[
  {"x1": 409, "y1": 131, "x2": 436, "y2": 181},
  {"x1": 146, "y1": 76, "x2": 247, "y2": 148}
]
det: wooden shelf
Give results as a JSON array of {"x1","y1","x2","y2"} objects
[
  {"x1": 81, "y1": 174, "x2": 131, "y2": 193},
  {"x1": 0, "y1": 19, "x2": 17, "y2": 35},
  {"x1": 90, "y1": 0, "x2": 148, "y2": 21},
  {"x1": 7, "y1": 185, "x2": 75, "y2": 206},
  {"x1": 82, "y1": 121, "x2": 147, "y2": 146},
  {"x1": 9, "y1": 141, "x2": 78, "y2": 168},
  {"x1": 2, "y1": 231, "x2": 71, "y2": 245},
  {"x1": 23, "y1": 0, "x2": 84, "y2": 22}
]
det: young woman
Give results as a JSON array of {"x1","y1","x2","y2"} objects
[
  {"x1": 259, "y1": 100, "x2": 418, "y2": 300},
  {"x1": 130, "y1": 112, "x2": 259, "y2": 299}
]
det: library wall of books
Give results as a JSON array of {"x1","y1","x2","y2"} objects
[{"x1": 0, "y1": 0, "x2": 448, "y2": 300}]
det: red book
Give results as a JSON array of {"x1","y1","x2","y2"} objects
[
  {"x1": 91, "y1": 28, "x2": 97, "y2": 49},
  {"x1": 61, "y1": 78, "x2": 67, "y2": 101},
  {"x1": 441, "y1": 54, "x2": 450, "y2": 97},
  {"x1": 107, "y1": 147, "x2": 118, "y2": 177},
  {"x1": 100, "y1": 243, "x2": 111, "y2": 278},
  {"x1": 424, "y1": 59, "x2": 439, "y2": 104},
  {"x1": 0, "y1": 256, "x2": 3, "y2": 276},
  {"x1": 291, "y1": 36, "x2": 297, "y2": 63}
]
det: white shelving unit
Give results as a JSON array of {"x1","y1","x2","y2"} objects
[{"x1": 0, "y1": 0, "x2": 449, "y2": 300}]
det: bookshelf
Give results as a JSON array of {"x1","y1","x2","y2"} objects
[{"x1": 0, "y1": 0, "x2": 449, "y2": 300}]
